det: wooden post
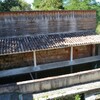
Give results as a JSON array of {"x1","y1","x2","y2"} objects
[
  {"x1": 70, "y1": 46, "x2": 73, "y2": 62},
  {"x1": 33, "y1": 51, "x2": 37, "y2": 67}
]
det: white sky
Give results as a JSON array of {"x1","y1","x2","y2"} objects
[
  {"x1": 96, "y1": 0, "x2": 100, "y2": 2},
  {"x1": 24, "y1": 0, "x2": 100, "y2": 4},
  {"x1": 24, "y1": 0, "x2": 33, "y2": 4}
]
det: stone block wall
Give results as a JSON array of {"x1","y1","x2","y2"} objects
[
  {"x1": 0, "y1": 52, "x2": 33, "y2": 70},
  {"x1": 0, "y1": 10, "x2": 96, "y2": 37},
  {"x1": 77, "y1": 18, "x2": 96, "y2": 30},
  {"x1": 73, "y1": 45, "x2": 92, "y2": 59},
  {"x1": 36, "y1": 48, "x2": 70, "y2": 65},
  {"x1": 0, "y1": 48, "x2": 70, "y2": 70},
  {"x1": 0, "y1": 45, "x2": 93, "y2": 70}
]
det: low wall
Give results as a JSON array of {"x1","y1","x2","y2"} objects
[{"x1": 0, "y1": 68, "x2": 100, "y2": 94}]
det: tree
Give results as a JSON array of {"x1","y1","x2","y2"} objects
[
  {"x1": 0, "y1": 0, "x2": 32, "y2": 11},
  {"x1": 64, "y1": 0, "x2": 91, "y2": 10},
  {"x1": 0, "y1": 0, "x2": 20, "y2": 11},
  {"x1": 18, "y1": 0, "x2": 32, "y2": 11},
  {"x1": 33, "y1": 0, "x2": 63, "y2": 10},
  {"x1": 0, "y1": 1, "x2": 3, "y2": 11}
]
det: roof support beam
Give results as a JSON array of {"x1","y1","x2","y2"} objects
[
  {"x1": 33, "y1": 51, "x2": 37, "y2": 67},
  {"x1": 70, "y1": 46, "x2": 73, "y2": 62}
]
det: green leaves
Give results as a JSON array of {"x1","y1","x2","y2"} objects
[
  {"x1": 64, "y1": 0, "x2": 91, "y2": 10},
  {"x1": 0, "y1": 0, "x2": 32, "y2": 11},
  {"x1": 33, "y1": 0, "x2": 63, "y2": 10}
]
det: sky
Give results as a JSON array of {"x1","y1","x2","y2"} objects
[
  {"x1": 96, "y1": 0, "x2": 100, "y2": 2},
  {"x1": 24, "y1": 0, "x2": 33, "y2": 4},
  {"x1": 24, "y1": 0, "x2": 100, "y2": 4}
]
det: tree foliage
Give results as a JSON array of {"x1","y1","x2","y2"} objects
[
  {"x1": 64, "y1": 0, "x2": 94, "y2": 10},
  {"x1": 0, "y1": 0, "x2": 32, "y2": 11},
  {"x1": 33, "y1": 0, "x2": 63, "y2": 10}
]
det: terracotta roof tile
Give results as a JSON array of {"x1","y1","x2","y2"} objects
[{"x1": 0, "y1": 32, "x2": 99, "y2": 55}]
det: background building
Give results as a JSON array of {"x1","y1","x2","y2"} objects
[{"x1": 0, "y1": 10, "x2": 100, "y2": 100}]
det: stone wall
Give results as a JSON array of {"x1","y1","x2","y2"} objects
[
  {"x1": 0, "y1": 45, "x2": 93, "y2": 70},
  {"x1": 36, "y1": 48, "x2": 70, "y2": 65},
  {"x1": 0, "y1": 48, "x2": 70, "y2": 70},
  {"x1": 0, "y1": 10, "x2": 96, "y2": 37},
  {"x1": 73, "y1": 45, "x2": 92, "y2": 59},
  {"x1": 0, "y1": 52, "x2": 33, "y2": 70}
]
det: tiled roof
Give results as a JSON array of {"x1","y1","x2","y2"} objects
[{"x1": 0, "y1": 32, "x2": 100, "y2": 55}]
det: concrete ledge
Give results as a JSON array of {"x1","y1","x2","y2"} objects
[
  {"x1": 33, "y1": 81, "x2": 100, "y2": 100},
  {"x1": 0, "y1": 68, "x2": 100, "y2": 94},
  {"x1": 0, "y1": 55, "x2": 100, "y2": 78}
]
